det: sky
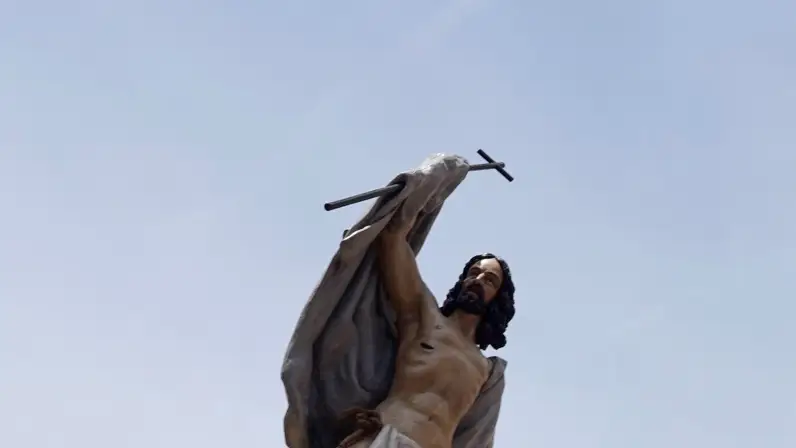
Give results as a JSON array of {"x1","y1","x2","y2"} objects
[{"x1": 1, "y1": 0, "x2": 794, "y2": 447}]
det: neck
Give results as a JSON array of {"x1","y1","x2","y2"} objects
[{"x1": 450, "y1": 310, "x2": 481, "y2": 342}]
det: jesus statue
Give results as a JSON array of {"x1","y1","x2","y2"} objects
[{"x1": 282, "y1": 154, "x2": 516, "y2": 448}]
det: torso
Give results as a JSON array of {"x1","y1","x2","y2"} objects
[{"x1": 362, "y1": 294, "x2": 491, "y2": 448}]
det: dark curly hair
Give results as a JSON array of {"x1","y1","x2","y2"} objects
[{"x1": 439, "y1": 253, "x2": 516, "y2": 350}]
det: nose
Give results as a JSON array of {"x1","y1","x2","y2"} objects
[
  {"x1": 466, "y1": 276, "x2": 483, "y2": 287},
  {"x1": 466, "y1": 273, "x2": 487, "y2": 288}
]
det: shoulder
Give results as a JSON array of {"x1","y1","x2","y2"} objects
[
  {"x1": 392, "y1": 287, "x2": 438, "y2": 332},
  {"x1": 406, "y1": 286, "x2": 438, "y2": 312},
  {"x1": 417, "y1": 284, "x2": 444, "y2": 316},
  {"x1": 482, "y1": 356, "x2": 508, "y2": 392},
  {"x1": 488, "y1": 356, "x2": 508, "y2": 371}
]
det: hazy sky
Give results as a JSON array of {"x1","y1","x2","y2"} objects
[{"x1": 2, "y1": 1, "x2": 795, "y2": 447}]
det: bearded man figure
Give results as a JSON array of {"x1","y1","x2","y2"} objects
[
  {"x1": 282, "y1": 154, "x2": 515, "y2": 448},
  {"x1": 336, "y1": 216, "x2": 516, "y2": 448},
  {"x1": 340, "y1": 254, "x2": 515, "y2": 446}
]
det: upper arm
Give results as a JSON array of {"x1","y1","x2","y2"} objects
[{"x1": 377, "y1": 232, "x2": 427, "y2": 323}]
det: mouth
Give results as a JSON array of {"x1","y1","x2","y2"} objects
[
  {"x1": 464, "y1": 283, "x2": 485, "y2": 297},
  {"x1": 455, "y1": 289, "x2": 488, "y2": 315}
]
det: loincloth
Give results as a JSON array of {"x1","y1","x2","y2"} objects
[{"x1": 336, "y1": 408, "x2": 420, "y2": 448}]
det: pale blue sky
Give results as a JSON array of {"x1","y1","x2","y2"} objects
[{"x1": 1, "y1": 1, "x2": 794, "y2": 447}]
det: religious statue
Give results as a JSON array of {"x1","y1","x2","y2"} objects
[{"x1": 281, "y1": 154, "x2": 516, "y2": 448}]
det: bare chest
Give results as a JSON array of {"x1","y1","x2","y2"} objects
[{"x1": 392, "y1": 314, "x2": 490, "y2": 417}]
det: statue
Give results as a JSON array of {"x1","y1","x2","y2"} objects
[{"x1": 281, "y1": 153, "x2": 516, "y2": 448}]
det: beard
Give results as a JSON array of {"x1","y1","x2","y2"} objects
[{"x1": 449, "y1": 279, "x2": 488, "y2": 316}]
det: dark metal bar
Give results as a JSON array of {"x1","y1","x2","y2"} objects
[
  {"x1": 324, "y1": 184, "x2": 402, "y2": 211},
  {"x1": 468, "y1": 162, "x2": 505, "y2": 172},
  {"x1": 323, "y1": 154, "x2": 512, "y2": 211},
  {"x1": 477, "y1": 149, "x2": 514, "y2": 182}
]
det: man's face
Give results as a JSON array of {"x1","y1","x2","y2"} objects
[
  {"x1": 452, "y1": 257, "x2": 505, "y2": 316},
  {"x1": 464, "y1": 258, "x2": 504, "y2": 304}
]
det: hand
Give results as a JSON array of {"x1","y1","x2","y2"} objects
[
  {"x1": 384, "y1": 203, "x2": 424, "y2": 237},
  {"x1": 383, "y1": 154, "x2": 468, "y2": 237}
]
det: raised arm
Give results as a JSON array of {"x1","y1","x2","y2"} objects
[{"x1": 376, "y1": 223, "x2": 426, "y2": 325}]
